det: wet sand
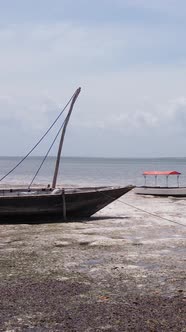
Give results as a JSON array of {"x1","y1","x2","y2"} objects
[{"x1": 0, "y1": 191, "x2": 186, "y2": 331}]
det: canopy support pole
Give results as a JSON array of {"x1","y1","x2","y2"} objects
[
  {"x1": 144, "y1": 175, "x2": 146, "y2": 186},
  {"x1": 177, "y1": 175, "x2": 180, "y2": 187},
  {"x1": 155, "y1": 175, "x2": 157, "y2": 186},
  {"x1": 166, "y1": 175, "x2": 168, "y2": 187}
]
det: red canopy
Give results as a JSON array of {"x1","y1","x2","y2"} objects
[{"x1": 143, "y1": 171, "x2": 181, "y2": 176}]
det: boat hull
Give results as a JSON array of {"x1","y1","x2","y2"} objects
[
  {"x1": 134, "y1": 186, "x2": 186, "y2": 197},
  {"x1": 0, "y1": 185, "x2": 134, "y2": 222}
]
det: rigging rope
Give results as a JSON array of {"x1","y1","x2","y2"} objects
[
  {"x1": 99, "y1": 190, "x2": 186, "y2": 227},
  {"x1": 0, "y1": 90, "x2": 76, "y2": 183},
  {"x1": 28, "y1": 117, "x2": 67, "y2": 188},
  {"x1": 117, "y1": 196, "x2": 186, "y2": 228}
]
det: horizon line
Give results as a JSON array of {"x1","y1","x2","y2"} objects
[{"x1": 0, "y1": 155, "x2": 186, "y2": 159}]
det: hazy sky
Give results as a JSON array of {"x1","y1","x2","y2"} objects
[{"x1": 1, "y1": 0, "x2": 186, "y2": 157}]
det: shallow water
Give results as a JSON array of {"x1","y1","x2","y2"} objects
[{"x1": 1, "y1": 156, "x2": 186, "y2": 187}]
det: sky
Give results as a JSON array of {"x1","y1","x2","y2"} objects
[{"x1": 1, "y1": 0, "x2": 186, "y2": 157}]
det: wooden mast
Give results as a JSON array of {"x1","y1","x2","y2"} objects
[{"x1": 52, "y1": 87, "x2": 81, "y2": 188}]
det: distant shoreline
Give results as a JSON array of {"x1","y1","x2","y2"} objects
[{"x1": 1, "y1": 156, "x2": 186, "y2": 160}]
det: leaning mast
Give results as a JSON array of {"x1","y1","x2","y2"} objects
[{"x1": 52, "y1": 87, "x2": 81, "y2": 188}]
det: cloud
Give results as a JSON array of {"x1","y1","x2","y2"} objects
[
  {"x1": 1, "y1": 0, "x2": 186, "y2": 24},
  {"x1": 0, "y1": 17, "x2": 185, "y2": 78},
  {"x1": 0, "y1": 9, "x2": 186, "y2": 157},
  {"x1": 115, "y1": 0, "x2": 186, "y2": 16}
]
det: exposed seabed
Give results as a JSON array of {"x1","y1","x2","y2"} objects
[{"x1": 0, "y1": 191, "x2": 186, "y2": 331}]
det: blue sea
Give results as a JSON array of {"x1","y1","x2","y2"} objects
[{"x1": 1, "y1": 156, "x2": 186, "y2": 188}]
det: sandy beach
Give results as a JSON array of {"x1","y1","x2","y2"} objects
[{"x1": 0, "y1": 190, "x2": 186, "y2": 331}]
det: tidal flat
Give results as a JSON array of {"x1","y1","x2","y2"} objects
[{"x1": 0, "y1": 191, "x2": 186, "y2": 331}]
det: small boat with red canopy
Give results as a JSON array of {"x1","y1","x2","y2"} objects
[{"x1": 134, "y1": 170, "x2": 186, "y2": 197}]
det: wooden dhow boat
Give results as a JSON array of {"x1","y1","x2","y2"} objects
[
  {"x1": 134, "y1": 170, "x2": 186, "y2": 197},
  {"x1": 0, "y1": 186, "x2": 133, "y2": 222},
  {"x1": 0, "y1": 88, "x2": 134, "y2": 222}
]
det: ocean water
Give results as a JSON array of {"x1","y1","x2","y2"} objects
[{"x1": 1, "y1": 156, "x2": 186, "y2": 188}]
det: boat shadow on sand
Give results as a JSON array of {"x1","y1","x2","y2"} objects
[{"x1": 0, "y1": 215, "x2": 130, "y2": 225}]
